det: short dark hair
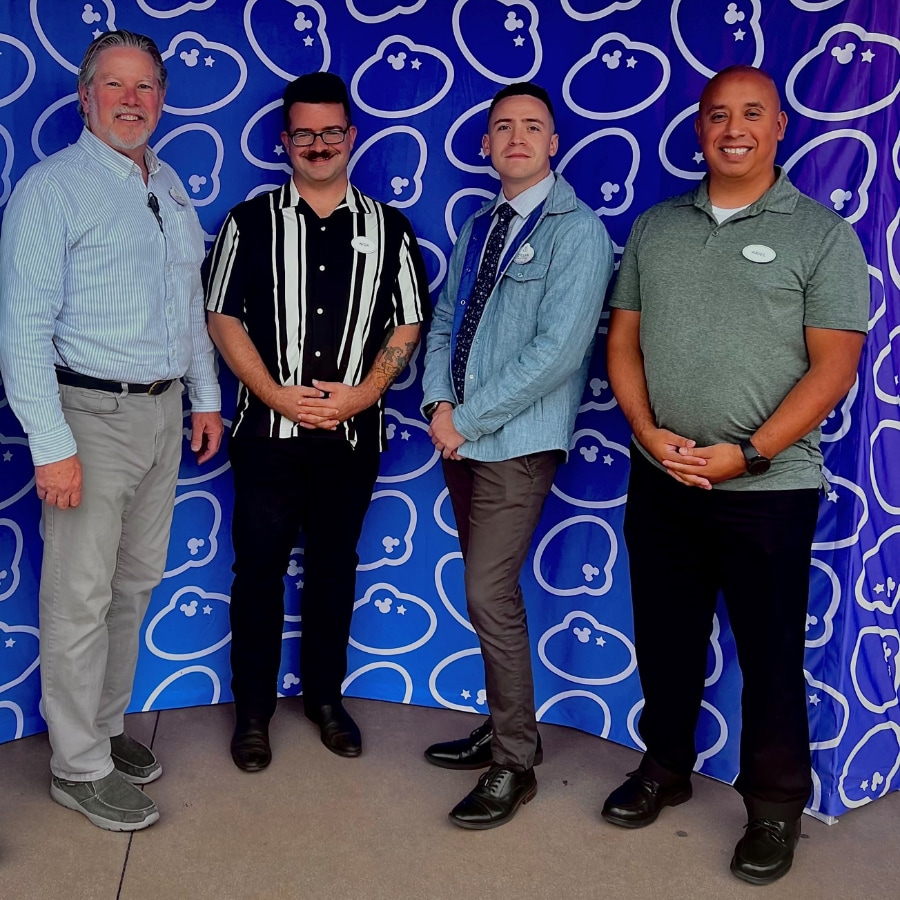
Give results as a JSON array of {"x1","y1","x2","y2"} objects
[
  {"x1": 487, "y1": 82, "x2": 555, "y2": 130},
  {"x1": 77, "y1": 30, "x2": 167, "y2": 124},
  {"x1": 282, "y1": 72, "x2": 352, "y2": 130}
]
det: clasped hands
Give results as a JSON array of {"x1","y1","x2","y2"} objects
[
  {"x1": 428, "y1": 402, "x2": 464, "y2": 460},
  {"x1": 274, "y1": 380, "x2": 374, "y2": 431},
  {"x1": 639, "y1": 426, "x2": 747, "y2": 489}
]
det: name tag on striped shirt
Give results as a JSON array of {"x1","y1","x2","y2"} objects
[{"x1": 352, "y1": 236, "x2": 377, "y2": 254}]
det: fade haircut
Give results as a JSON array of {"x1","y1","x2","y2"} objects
[
  {"x1": 487, "y1": 82, "x2": 555, "y2": 130},
  {"x1": 282, "y1": 72, "x2": 353, "y2": 130},
  {"x1": 77, "y1": 30, "x2": 167, "y2": 124}
]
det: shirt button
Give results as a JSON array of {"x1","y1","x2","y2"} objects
[
  {"x1": 317, "y1": 307, "x2": 323, "y2": 314},
  {"x1": 319, "y1": 264, "x2": 325, "y2": 271},
  {"x1": 314, "y1": 351, "x2": 321, "y2": 357},
  {"x1": 320, "y1": 226, "x2": 326, "y2": 231},
  {"x1": 461, "y1": 300, "x2": 466, "y2": 306}
]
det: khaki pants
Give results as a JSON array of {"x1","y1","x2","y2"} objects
[{"x1": 39, "y1": 382, "x2": 183, "y2": 780}]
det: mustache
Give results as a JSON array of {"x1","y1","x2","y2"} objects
[
  {"x1": 113, "y1": 107, "x2": 146, "y2": 120},
  {"x1": 303, "y1": 149, "x2": 335, "y2": 161}
]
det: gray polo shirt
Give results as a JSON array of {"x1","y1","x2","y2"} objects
[{"x1": 610, "y1": 168, "x2": 869, "y2": 491}]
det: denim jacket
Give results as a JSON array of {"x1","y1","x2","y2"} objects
[{"x1": 422, "y1": 173, "x2": 614, "y2": 462}]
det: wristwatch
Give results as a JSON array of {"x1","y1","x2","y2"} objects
[
  {"x1": 740, "y1": 439, "x2": 771, "y2": 476},
  {"x1": 423, "y1": 401, "x2": 442, "y2": 420}
]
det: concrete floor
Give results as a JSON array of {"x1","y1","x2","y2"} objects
[{"x1": 0, "y1": 698, "x2": 897, "y2": 900}]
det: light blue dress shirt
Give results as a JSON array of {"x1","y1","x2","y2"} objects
[
  {"x1": 477, "y1": 170, "x2": 556, "y2": 268},
  {"x1": 0, "y1": 128, "x2": 220, "y2": 466}
]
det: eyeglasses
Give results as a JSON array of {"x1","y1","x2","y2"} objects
[
  {"x1": 147, "y1": 192, "x2": 164, "y2": 233},
  {"x1": 287, "y1": 127, "x2": 349, "y2": 147}
]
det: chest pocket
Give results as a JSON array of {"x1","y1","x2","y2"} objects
[
  {"x1": 497, "y1": 260, "x2": 550, "y2": 324},
  {"x1": 503, "y1": 260, "x2": 549, "y2": 283}
]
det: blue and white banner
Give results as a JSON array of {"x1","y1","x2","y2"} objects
[{"x1": 0, "y1": 0, "x2": 898, "y2": 819}]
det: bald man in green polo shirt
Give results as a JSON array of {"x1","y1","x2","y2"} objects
[{"x1": 603, "y1": 66, "x2": 869, "y2": 885}]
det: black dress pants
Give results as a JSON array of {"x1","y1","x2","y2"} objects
[
  {"x1": 624, "y1": 447, "x2": 820, "y2": 821},
  {"x1": 228, "y1": 435, "x2": 380, "y2": 719}
]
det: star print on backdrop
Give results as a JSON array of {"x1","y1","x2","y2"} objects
[
  {"x1": 671, "y1": 0, "x2": 763, "y2": 78},
  {"x1": 245, "y1": 0, "x2": 330, "y2": 80},
  {"x1": 782, "y1": 129, "x2": 876, "y2": 224},
  {"x1": 452, "y1": 0, "x2": 542, "y2": 84},
  {"x1": 347, "y1": 126, "x2": 427, "y2": 208},
  {"x1": 0, "y1": 0, "x2": 898, "y2": 821}
]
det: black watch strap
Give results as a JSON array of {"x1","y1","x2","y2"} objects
[{"x1": 740, "y1": 439, "x2": 771, "y2": 476}]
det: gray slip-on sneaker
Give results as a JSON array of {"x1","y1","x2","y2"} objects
[
  {"x1": 110, "y1": 732, "x2": 162, "y2": 784},
  {"x1": 50, "y1": 770, "x2": 159, "y2": 831}
]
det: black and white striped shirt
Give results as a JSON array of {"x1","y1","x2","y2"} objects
[{"x1": 204, "y1": 181, "x2": 429, "y2": 448}]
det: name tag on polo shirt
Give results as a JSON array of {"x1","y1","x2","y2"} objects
[
  {"x1": 742, "y1": 244, "x2": 776, "y2": 264},
  {"x1": 351, "y1": 236, "x2": 377, "y2": 254}
]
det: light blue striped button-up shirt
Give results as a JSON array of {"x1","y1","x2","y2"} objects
[{"x1": 0, "y1": 128, "x2": 220, "y2": 466}]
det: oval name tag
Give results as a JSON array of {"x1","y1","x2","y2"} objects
[
  {"x1": 742, "y1": 244, "x2": 776, "y2": 264},
  {"x1": 513, "y1": 242, "x2": 535, "y2": 265},
  {"x1": 169, "y1": 187, "x2": 188, "y2": 206},
  {"x1": 351, "y1": 236, "x2": 377, "y2": 254}
]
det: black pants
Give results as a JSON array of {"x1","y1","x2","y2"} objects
[
  {"x1": 228, "y1": 435, "x2": 380, "y2": 719},
  {"x1": 624, "y1": 448, "x2": 820, "y2": 821}
]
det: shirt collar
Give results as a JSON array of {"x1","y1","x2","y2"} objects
[
  {"x1": 77, "y1": 127, "x2": 160, "y2": 179},
  {"x1": 496, "y1": 171, "x2": 556, "y2": 219},
  {"x1": 288, "y1": 178, "x2": 357, "y2": 213},
  {"x1": 681, "y1": 166, "x2": 799, "y2": 216}
]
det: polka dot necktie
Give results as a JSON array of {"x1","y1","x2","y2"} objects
[{"x1": 452, "y1": 202, "x2": 516, "y2": 402}]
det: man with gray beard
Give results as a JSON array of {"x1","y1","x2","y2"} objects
[{"x1": 0, "y1": 31, "x2": 222, "y2": 831}]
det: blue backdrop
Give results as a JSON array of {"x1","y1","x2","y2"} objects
[{"x1": 0, "y1": 0, "x2": 898, "y2": 820}]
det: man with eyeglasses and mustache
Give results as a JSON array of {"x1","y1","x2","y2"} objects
[
  {"x1": 204, "y1": 72, "x2": 429, "y2": 772},
  {"x1": 0, "y1": 31, "x2": 222, "y2": 831}
]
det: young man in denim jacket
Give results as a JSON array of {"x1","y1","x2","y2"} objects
[{"x1": 421, "y1": 82, "x2": 614, "y2": 830}]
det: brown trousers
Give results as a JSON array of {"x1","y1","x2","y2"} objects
[{"x1": 442, "y1": 451, "x2": 559, "y2": 770}]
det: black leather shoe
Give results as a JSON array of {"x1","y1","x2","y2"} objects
[
  {"x1": 730, "y1": 818, "x2": 801, "y2": 885},
  {"x1": 601, "y1": 769, "x2": 692, "y2": 828},
  {"x1": 448, "y1": 765, "x2": 537, "y2": 830},
  {"x1": 305, "y1": 701, "x2": 361, "y2": 758},
  {"x1": 424, "y1": 717, "x2": 544, "y2": 770},
  {"x1": 230, "y1": 717, "x2": 271, "y2": 772}
]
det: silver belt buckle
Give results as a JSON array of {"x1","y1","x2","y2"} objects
[{"x1": 147, "y1": 380, "x2": 167, "y2": 396}]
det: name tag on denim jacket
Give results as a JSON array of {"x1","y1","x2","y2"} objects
[{"x1": 513, "y1": 243, "x2": 535, "y2": 265}]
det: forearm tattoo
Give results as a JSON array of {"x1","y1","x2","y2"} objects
[{"x1": 373, "y1": 328, "x2": 417, "y2": 395}]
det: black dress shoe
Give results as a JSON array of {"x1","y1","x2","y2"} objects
[
  {"x1": 448, "y1": 765, "x2": 537, "y2": 830},
  {"x1": 305, "y1": 701, "x2": 361, "y2": 758},
  {"x1": 730, "y1": 818, "x2": 801, "y2": 885},
  {"x1": 230, "y1": 717, "x2": 271, "y2": 772},
  {"x1": 424, "y1": 717, "x2": 544, "y2": 770},
  {"x1": 601, "y1": 769, "x2": 692, "y2": 828}
]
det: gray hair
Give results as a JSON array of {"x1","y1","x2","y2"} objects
[{"x1": 77, "y1": 30, "x2": 168, "y2": 123}]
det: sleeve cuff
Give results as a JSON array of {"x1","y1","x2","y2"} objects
[
  {"x1": 28, "y1": 427, "x2": 78, "y2": 468},
  {"x1": 186, "y1": 382, "x2": 221, "y2": 412}
]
